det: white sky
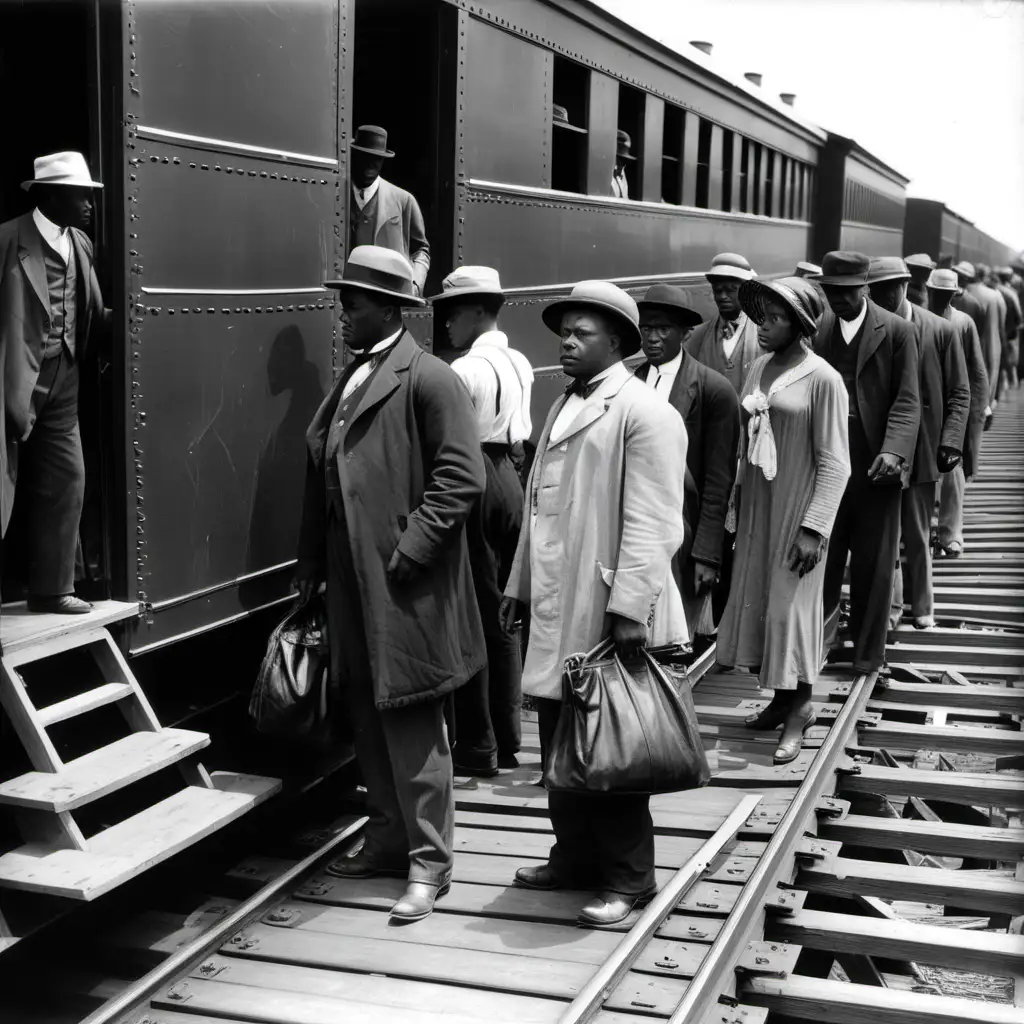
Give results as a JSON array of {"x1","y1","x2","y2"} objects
[{"x1": 593, "y1": 0, "x2": 1024, "y2": 253}]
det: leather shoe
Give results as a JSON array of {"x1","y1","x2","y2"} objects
[
  {"x1": 27, "y1": 594, "x2": 92, "y2": 615},
  {"x1": 577, "y1": 889, "x2": 655, "y2": 928},
  {"x1": 389, "y1": 879, "x2": 450, "y2": 923},
  {"x1": 514, "y1": 863, "x2": 563, "y2": 890},
  {"x1": 324, "y1": 850, "x2": 407, "y2": 879}
]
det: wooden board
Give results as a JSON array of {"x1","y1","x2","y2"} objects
[
  {"x1": 821, "y1": 813, "x2": 1024, "y2": 860},
  {"x1": 0, "y1": 600, "x2": 137, "y2": 658},
  {"x1": 840, "y1": 763, "x2": 1024, "y2": 808}
]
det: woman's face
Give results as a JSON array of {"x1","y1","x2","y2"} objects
[{"x1": 756, "y1": 299, "x2": 801, "y2": 352}]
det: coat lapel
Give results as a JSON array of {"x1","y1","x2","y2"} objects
[
  {"x1": 667, "y1": 354, "x2": 699, "y2": 419},
  {"x1": 372, "y1": 178, "x2": 399, "y2": 243},
  {"x1": 548, "y1": 370, "x2": 630, "y2": 448},
  {"x1": 341, "y1": 329, "x2": 412, "y2": 443},
  {"x1": 69, "y1": 229, "x2": 92, "y2": 335},
  {"x1": 855, "y1": 301, "x2": 886, "y2": 379},
  {"x1": 18, "y1": 214, "x2": 50, "y2": 314}
]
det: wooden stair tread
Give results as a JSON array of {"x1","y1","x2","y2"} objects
[
  {"x1": 0, "y1": 727, "x2": 210, "y2": 811},
  {"x1": 0, "y1": 600, "x2": 137, "y2": 657},
  {"x1": 36, "y1": 682, "x2": 134, "y2": 727},
  {"x1": 0, "y1": 772, "x2": 280, "y2": 900}
]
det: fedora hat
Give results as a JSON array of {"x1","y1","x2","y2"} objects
[
  {"x1": 705, "y1": 253, "x2": 756, "y2": 282},
  {"x1": 904, "y1": 253, "x2": 936, "y2": 271},
  {"x1": 953, "y1": 260, "x2": 976, "y2": 281},
  {"x1": 22, "y1": 151, "x2": 103, "y2": 191},
  {"x1": 542, "y1": 280, "x2": 642, "y2": 356},
  {"x1": 637, "y1": 284, "x2": 703, "y2": 328},
  {"x1": 350, "y1": 125, "x2": 395, "y2": 158},
  {"x1": 616, "y1": 130, "x2": 637, "y2": 161},
  {"x1": 815, "y1": 251, "x2": 870, "y2": 286},
  {"x1": 866, "y1": 256, "x2": 911, "y2": 285},
  {"x1": 740, "y1": 279, "x2": 818, "y2": 338},
  {"x1": 429, "y1": 266, "x2": 504, "y2": 305},
  {"x1": 553, "y1": 104, "x2": 587, "y2": 134},
  {"x1": 324, "y1": 245, "x2": 425, "y2": 306},
  {"x1": 926, "y1": 269, "x2": 961, "y2": 293}
]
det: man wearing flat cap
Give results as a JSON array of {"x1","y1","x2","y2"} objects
[
  {"x1": 867, "y1": 257, "x2": 969, "y2": 630},
  {"x1": 500, "y1": 280, "x2": 688, "y2": 928},
  {"x1": 349, "y1": 125, "x2": 430, "y2": 295},
  {"x1": 297, "y1": 245, "x2": 485, "y2": 923},
  {"x1": 813, "y1": 251, "x2": 920, "y2": 673},
  {"x1": 1, "y1": 152, "x2": 108, "y2": 613},
  {"x1": 635, "y1": 284, "x2": 740, "y2": 639},
  {"x1": 430, "y1": 266, "x2": 534, "y2": 776},
  {"x1": 611, "y1": 131, "x2": 636, "y2": 199},
  {"x1": 904, "y1": 253, "x2": 936, "y2": 309}
]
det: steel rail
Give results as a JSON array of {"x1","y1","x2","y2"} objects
[
  {"x1": 558, "y1": 793, "x2": 762, "y2": 1024},
  {"x1": 78, "y1": 815, "x2": 368, "y2": 1024},
  {"x1": 665, "y1": 670, "x2": 878, "y2": 1024}
]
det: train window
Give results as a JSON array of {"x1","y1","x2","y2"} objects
[
  {"x1": 617, "y1": 83, "x2": 645, "y2": 199},
  {"x1": 662, "y1": 102, "x2": 684, "y2": 204},
  {"x1": 739, "y1": 137, "x2": 750, "y2": 213},
  {"x1": 694, "y1": 118, "x2": 712, "y2": 209},
  {"x1": 551, "y1": 56, "x2": 589, "y2": 194},
  {"x1": 721, "y1": 129, "x2": 734, "y2": 212}
]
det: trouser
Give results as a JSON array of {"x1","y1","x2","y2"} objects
[
  {"x1": 711, "y1": 531, "x2": 736, "y2": 627},
  {"x1": 891, "y1": 480, "x2": 937, "y2": 621},
  {"x1": 7, "y1": 351, "x2": 84, "y2": 595},
  {"x1": 326, "y1": 510, "x2": 453, "y2": 886},
  {"x1": 937, "y1": 465, "x2": 965, "y2": 549},
  {"x1": 537, "y1": 698, "x2": 656, "y2": 895}
]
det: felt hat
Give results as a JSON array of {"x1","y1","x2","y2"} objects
[
  {"x1": 866, "y1": 256, "x2": 911, "y2": 285},
  {"x1": 22, "y1": 151, "x2": 103, "y2": 191},
  {"x1": 815, "y1": 251, "x2": 870, "y2": 286},
  {"x1": 350, "y1": 125, "x2": 395, "y2": 158},
  {"x1": 953, "y1": 260, "x2": 977, "y2": 281},
  {"x1": 926, "y1": 269, "x2": 961, "y2": 293},
  {"x1": 636, "y1": 284, "x2": 703, "y2": 328},
  {"x1": 616, "y1": 130, "x2": 637, "y2": 161},
  {"x1": 553, "y1": 104, "x2": 587, "y2": 134},
  {"x1": 795, "y1": 261, "x2": 822, "y2": 277},
  {"x1": 705, "y1": 252, "x2": 756, "y2": 282},
  {"x1": 739, "y1": 279, "x2": 818, "y2": 338},
  {"x1": 429, "y1": 266, "x2": 504, "y2": 305},
  {"x1": 542, "y1": 280, "x2": 642, "y2": 356},
  {"x1": 324, "y1": 245, "x2": 425, "y2": 306},
  {"x1": 904, "y1": 253, "x2": 936, "y2": 271}
]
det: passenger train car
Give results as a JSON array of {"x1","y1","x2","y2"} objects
[{"x1": 903, "y1": 198, "x2": 1019, "y2": 270}]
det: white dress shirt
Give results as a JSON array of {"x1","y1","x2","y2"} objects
[
  {"x1": 352, "y1": 176, "x2": 381, "y2": 211},
  {"x1": 721, "y1": 312, "x2": 747, "y2": 360},
  {"x1": 33, "y1": 207, "x2": 71, "y2": 264},
  {"x1": 550, "y1": 360, "x2": 631, "y2": 444},
  {"x1": 451, "y1": 331, "x2": 534, "y2": 444},
  {"x1": 897, "y1": 298, "x2": 913, "y2": 322},
  {"x1": 839, "y1": 300, "x2": 868, "y2": 344},
  {"x1": 611, "y1": 169, "x2": 629, "y2": 200},
  {"x1": 341, "y1": 328, "x2": 402, "y2": 403},
  {"x1": 644, "y1": 349, "x2": 683, "y2": 395}
]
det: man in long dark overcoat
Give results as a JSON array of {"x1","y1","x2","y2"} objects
[{"x1": 296, "y1": 245, "x2": 485, "y2": 923}]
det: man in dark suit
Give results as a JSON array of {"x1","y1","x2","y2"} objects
[
  {"x1": 634, "y1": 284, "x2": 740, "y2": 640},
  {"x1": 814, "y1": 252, "x2": 920, "y2": 674},
  {"x1": 0, "y1": 152, "x2": 107, "y2": 613},
  {"x1": 297, "y1": 245, "x2": 485, "y2": 923},
  {"x1": 904, "y1": 253, "x2": 936, "y2": 309},
  {"x1": 349, "y1": 126, "x2": 430, "y2": 295},
  {"x1": 867, "y1": 258, "x2": 969, "y2": 630}
]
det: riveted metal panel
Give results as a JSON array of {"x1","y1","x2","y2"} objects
[{"x1": 586, "y1": 73, "x2": 617, "y2": 196}]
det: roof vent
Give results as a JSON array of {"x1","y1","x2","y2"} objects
[
  {"x1": 744, "y1": 72, "x2": 763, "y2": 87},
  {"x1": 779, "y1": 92, "x2": 796, "y2": 106},
  {"x1": 690, "y1": 40, "x2": 713, "y2": 55}
]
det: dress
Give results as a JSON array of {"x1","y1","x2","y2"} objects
[{"x1": 717, "y1": 351, "x2": 850, "y2": 690}]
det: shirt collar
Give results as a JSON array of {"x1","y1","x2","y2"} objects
[
  {"x1": 369, "y1": 327, "x2": 403, "y2": 354},
  {"x1": 898, "y1": 298, "x2": 913, "y2": 321},
  {"x1": 32, "y1": 207, "x2": 68, "y2": 253},
  {"x1": 588, "y1": 359, "x2": 630, "y2": 390},
  {"x1": 840, "y1": 299, "x2": 868, "y2": 339},
  {"x1": 652, "y1": 349, "x2": 684, "y2": 377},
  {"x1": 469, "y1": 330, "x2": 508, "y2": 351},
  {"x1": 353, "y1": 176, "x2": 381, "y2": 206}
]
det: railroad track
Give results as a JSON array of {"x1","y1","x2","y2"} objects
[{"x1": 11, "y1": 393, "x2": 1024, "y2": 1024}]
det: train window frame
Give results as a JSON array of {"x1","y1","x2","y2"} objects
[
  {"x1": 739, "y1": 137, "x2": 750, "y2": 213},
  {"x1": 721, "y1": 128, "x2": 734, "y2": 213},
  {"x1": 551, "y1": 54, "x2": 589, "y2": 195},
  {"x1": 662, "y1": 101, "x2": 684, "y2": 205},
  {"x1": 616, "y1": 81, "x2": 646, "y2": 200},
  {"x1": 694, "y1": 117, "x2": 712, "y2": 209}
]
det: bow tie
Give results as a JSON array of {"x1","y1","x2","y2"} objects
[{"x1": 565, "y1": 378, "x2": 600, "y2": 399}]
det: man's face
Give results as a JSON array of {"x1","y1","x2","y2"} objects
[
  {"x1": 869, "y1": 279, "x2": 908, "y2": 314},
  {"x1": 709, "y1": 277, "x2": 742, "y2": 320},
  {"x1": 339, "y1": 290, "x2": 395, "y2": 351},
  {"x1": 352, "y1": 151, "x2": 385, "y2": 190},
  {"x1": 443, "y1": 302, "x2": 481, "y2": 350},
  {"x1": 559, "y1": 310, "x2": 619, "y2": 379},
  {"x1": 822, "y1": 283, "x2": 867, "y2": 321},
  {"x1": 37, "y1": 185, "x2": 94, "y2": 230},
  {"x1": 639, "y1": 311, "x2": 689, "y2": 366}
]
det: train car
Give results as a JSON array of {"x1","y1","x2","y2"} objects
[{"x1": 904, "y1": 197, "x2": 1017, "y2": 269}]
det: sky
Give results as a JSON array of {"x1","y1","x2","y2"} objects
[{"x1": 593, "y1": 0, "x2": 1024, "y2": 254}]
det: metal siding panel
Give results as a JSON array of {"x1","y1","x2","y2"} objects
[
  {"x1": 681, "y1": 110, "x2": 699, "y2": 207},
  {"x1": 708, "y1": 124, "x2": 724, "y2": 211},
  {"x1": 839, "y1": 222, "x2": 904, "y2": 255},
  {"x1": 729, "y1": 132, "x2": 743, "y2": 214},
  {"x1": 586, "y1": 72, "x2": 618, "y2": 195},
  {"x1": 462, "y1": 20, "x2": 551, "y2": 186},
  {"x1": 642, "y1": 96, "x2": 664, "y2": 203}
]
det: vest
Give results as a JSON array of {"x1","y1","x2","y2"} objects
[
  {"x1": 829, "y1": 318, "x2": 862, "y2": 421},
  {"x1": 43, "y1": 244, "x2": 78, "y2": 359},
  {"x1": 351, "y1": 191, "x2": 378, "y2": 249},
  {"x1": 323, "y1": 360, "x2": 383, "y2": 520}
]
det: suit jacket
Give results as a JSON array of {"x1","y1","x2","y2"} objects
[
  {"x1": 907, "y1": 305, "x2": 969, "y2": 484},
  {"x1": 370, "y1": 178, "x2": 430, "y2": 293},
  {"x1": 965, "y1": 282, "x2": 1002, "y2": 403},
  {"x1": 813, "y1": 299, "x2": 920, "y2": 466},
  {"x1": 683, "y1": 313, "x2": 760, "y2": 395},
  {"x1": 634, "y1": 354, "x2": 739, "y2": 568},
  {"x1": 1, "y1": 212, "x2": 106, "y2": 533},
  {"x1": 944, "y1": 306, "x2": 989, "y2": 423},
  {"x1": 996, "y1": 282, "x2": 1022, "y2": 341},
  {"x1": 298, "y1": 331, "x2": 485, "y2": 708}
]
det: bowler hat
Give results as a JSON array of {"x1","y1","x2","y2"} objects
[
  {"x1": 739, "y1": 279, "x2": 818, "y2": 338},
  {"x1": 324, "y1": 245, "x2": 425, "y2": 306},
  {"x1": 637, "y1": 284, "x2": 703, "y2": 328},
  {"x1": 815, "y1": 251, "x2": 870, "y2": 286},
  {"x1": 926, "y1": 269, "x2": 961, "y2": 293},
  {"x1": 705, "y1": 252, "x2": 756, "y2": 282},
  {"x1": 953, "y1": 261, "x2": 976, "y2": 281},
  {"x1": 553, "y1": 104, "x2": 587, "y2": 134},
  {"x1": 22, "y1": 151, "x2": 103, "y2": 191},
  {"x1": 616, "y1": 130, "x2": 637, "y2": 161},
  {"x1": 350, "y1": 125, "x2": 395, "y2": 158},
  {"x1": 429, "y1": 266, "x2": 505, "y2": 305},
  {"x1": 866, "y1": 256, "x2": 911, "y2": 285},
  {"x1": 542, "y1": 281, "x2": 642, "y2": 356},
  {"x1": 904, "y1": 253, "x2": 936, "y2": 271}
]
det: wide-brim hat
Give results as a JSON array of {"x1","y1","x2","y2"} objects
[
  {"x1": 777, "y1": 275, "x2": 824, "y2": 323},
  {"x1": 553, "y1": 104, "x2": 587, "y2": 134},
  {"x1": 815, "y1": 250, "x2": 870, "y2": 286},
  {"x1": 705, "y1": 252, "x2": 756, "y2": 281},
  {"x1": 866, "y1": 256, "x2": 911, "y2": 285},
  {"x1": 953, "y1": 260, "x2": 976, "y2": 281},
  {"x1": 636, "y1": 284, "x2": 703, "y2": 328},
  {"x1": 350, "y1": 125, "x2": 395, "y2": 158},
  {"x1": 926, "y1": 269, "x2": 961, "y2": 293},
  {"x1": 429, "y1": 266, "x2": 505, "y2": 305},
  {"x1": 739, "y1": 279, "x2": 818, "y2": 338},
  {"x1": 616, "y1": 130, "x2": 637, "y2": 161},
  {"x1": 542, "y1": 280, "x2": 642, "y2": 357},
  {"x1": 325, "y1": 245, "x2": 425, "y2": 306},
  {"x1": 22, "y1": 151, "x2": 103, "y2": 191},
  {"x1": 904, "y1": 253, "x2": 936, "y2": 271}
]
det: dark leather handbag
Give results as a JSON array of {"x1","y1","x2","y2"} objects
[
  {"x1": 249, "y1": 595, "x2": 335, "y2": 747},
  {"x1": 543, "y1": 639, "x2": 710, "y2": 795}
]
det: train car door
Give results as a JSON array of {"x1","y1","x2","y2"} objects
[{"x1": 114, "y1": 0, "x2": 347, "y2": 652}]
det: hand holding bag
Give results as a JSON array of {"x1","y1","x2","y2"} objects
[{"x1": 543, "y1": 639, "x2": 710, "y2": 795}]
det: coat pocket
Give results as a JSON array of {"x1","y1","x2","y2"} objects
[{"x1": 596, "y1": 562, "x2": 615, "y2": 588}]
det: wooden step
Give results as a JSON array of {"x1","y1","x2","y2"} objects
[
  {"x1": 0, "y1": 728, "x2": 210, "y2": 811},
  {"x1": 0, "y1": 600, "x2": 138, "y2": 661},
  {"x1": 840, "y1": 763, "x2": 1024, "y2": 808},
  {"x1": 858, "y1": 720, "x2": 1024, "y2": 756},
  {"x1": 0, "y1": 772, "x2": 280, "y2": 900},
  {"x1": 36, "y1": 682, "x2": 134, "y2": 727}
]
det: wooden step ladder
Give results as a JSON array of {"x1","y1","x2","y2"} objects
[{"x1": 0, "y1": 601, "x2": 280, "y2": 901}]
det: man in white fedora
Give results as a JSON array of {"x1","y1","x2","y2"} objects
[
  {"x1": 0, "y1": 151, "x2": 107, "y2": 613},
  {"x1": 430, "y1": 266, "x2": 534, "y2": 776}
]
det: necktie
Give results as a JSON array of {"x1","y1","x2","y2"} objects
[
  {"x1": 722, "y1": 319, "x2": 736, "y2": 341},
  {"x1": 565, "y1": 378, "x2": 600, "y2": 399}
]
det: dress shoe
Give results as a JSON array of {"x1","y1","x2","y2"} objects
[
  {"x1": 773, "y1": 705, "x2": 816, "y2": 765},
  {"x1": 27, "y1": 594, "x2": 92, "y2": 615},
  {"x1": 942, "y1": 541, "x2": 963, "y2": 558},
  {"x1": 514, "y1": 863, "x2": 563, "y2": 890},
  {"x1": 744, "y1": 699, "x2": 788, "y2": 731},
  {"x1": 389, "y1": 879, "x2": 450, "y2": 923},
  {"x1": 324, "y1": 850, "x2": 407, "y2": 879},
  {"x1": 577, "y1": 889, "x2": 656, "y2": 928},
  {"x1": 913, "y1": 615, "x2": 935, "y2": 630},
  {"x1": 497, "y1": 751, "x2": 520, "y2": 769}
]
